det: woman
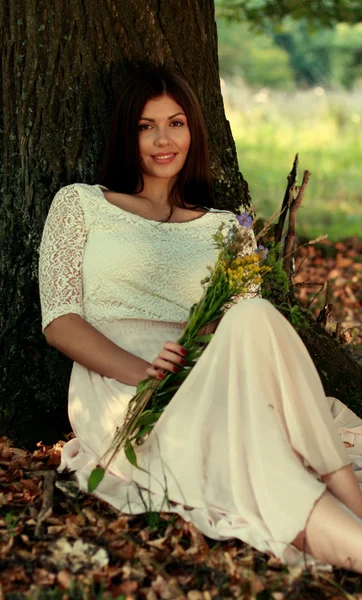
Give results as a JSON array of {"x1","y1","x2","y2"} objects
[{"x1": 39, "y1": 67, "x2": 362, "y2": 571}]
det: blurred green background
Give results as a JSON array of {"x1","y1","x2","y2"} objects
[{"x1": 215, "y1": 0, "x2": 362, "y2": 240}]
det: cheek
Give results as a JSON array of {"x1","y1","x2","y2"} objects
[
  {"x1": 138, "y1": 136, "x2": 149, "y2": 157},
  {"x1": 181, "y1": 130, "x2": 191, "y2": 153}
]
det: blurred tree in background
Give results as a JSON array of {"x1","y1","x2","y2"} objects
[
  {"x1": 216, "y1": 0, "x2": 362, "y2": 89},
  {"x1": 274, "y1": 21, "x2": 362, "y2": 88},
  {"x1": 217, "y1": 21, "x2": 295, "y2": 88},
  {"x1": 217, "y1": 0, "x2": 362, "y2": 28}
]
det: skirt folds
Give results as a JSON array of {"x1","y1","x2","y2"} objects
[{"x1": 60, "y1": 298, "x2": 357, "y2": 566}]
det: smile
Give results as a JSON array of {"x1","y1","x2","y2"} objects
[{"x1": 152, "y1": 153, "x2": 176, "y2": 164}]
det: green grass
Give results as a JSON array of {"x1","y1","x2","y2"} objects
[{"x1": 223, "y1": 81, "x2": 362, "y2": 240}]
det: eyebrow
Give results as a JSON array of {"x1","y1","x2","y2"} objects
[{"x1": 139, "y1": 112, "x2": 186, "y2": 122}]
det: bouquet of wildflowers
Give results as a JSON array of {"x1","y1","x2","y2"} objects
[{"x1": 88, "y1": 215, "x2": 270, "y2": 492}]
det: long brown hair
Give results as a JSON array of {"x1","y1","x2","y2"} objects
[{"x1": 94, "y1": 66, "x2": 214, "y2": 222}]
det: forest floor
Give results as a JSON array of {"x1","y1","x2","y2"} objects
[
  {"x1": 0, "y1": 237, "x2": 361, "y2": 600},
  {"x1": 294, "y1": 234, "x2": 362, "y2": 364}
]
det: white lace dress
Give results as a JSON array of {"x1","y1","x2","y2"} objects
[{"x1": 38, "y1": 183, "x2": 362, "y2": 568}]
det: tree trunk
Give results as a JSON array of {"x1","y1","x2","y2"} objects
[
  {"x1": 0, "y1": 0, "x2": 249, "y2": 448},
  {"x1": 261, "y1": 274, "x2": 362, "y2": 416},
  {"x1": 0, "y1": 0, "x2": 361, "y2": 449}
]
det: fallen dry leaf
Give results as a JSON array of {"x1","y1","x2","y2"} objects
[
  {"x1": 34, "y1": 568, "x2": 56, "y2": 587},
  {"x1": 187, "y1": 591, "x2": 204, "y2": 600},
  {"x1": 57, "y1": 569, "x2": 72, "y2": 589},
  {"x1": 46, "y1": 538, "x2": 109, "y2": 573}
]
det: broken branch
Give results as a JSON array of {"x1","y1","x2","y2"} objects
[{"x1": 283, "y1": 169, "x2": 311, "y2": 277}]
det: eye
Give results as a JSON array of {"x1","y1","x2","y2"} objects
[{"x1": 138, "y1": 120, "x2": 185, "y2": 131}]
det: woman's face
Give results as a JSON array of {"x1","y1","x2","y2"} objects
[{"x1": 138, "y1": 94, "x2": 191, "y2": 181}]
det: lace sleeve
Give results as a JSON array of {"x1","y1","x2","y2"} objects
[{"x1": 38, "y1": 185, "x2": 87, "y2": 332}]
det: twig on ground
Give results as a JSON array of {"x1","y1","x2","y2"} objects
[
  {"x1": 335, "y1": 322, "x2": 342, "y2": 340},
  {"x1": 316, "y1": 303, "x2": 334, "y2": 329},
  {"x1": 306, "y1": 283, "x2": 326, "y2": 309},
  {"x1": 254, "y1": 206, "x2": 285, "y2": 242},
  {"x1": 274, "y1": 153, "x2": 299, "y2": 248},
  {"x1": 283, "y1": 169, "x2": 311, "y2": 277},
  {"x1": 34, "y1": 470, "x2": 56, "y2": 537},
  {"x1": 285, "y1": 236, "x2": 328, "y2": 262},
  {"x1": 293, "y1": 252, "x2": 309, "y2": 278},
  {"x1": 342, "y1": 324, "x2": 362, "y2": 335},
  {"x1": 294, "y1": 280, "x2": 325, "y2": 287},
  {"x1": 324, "y1": 280, "x2": 332, "y2": 305}
]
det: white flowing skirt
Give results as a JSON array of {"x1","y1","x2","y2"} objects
[{"x1": 60, "y1": 298, "x2": 362, "y2": 567}]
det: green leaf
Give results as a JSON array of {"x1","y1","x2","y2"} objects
[
  {"x1": 184, "y1": 348, "x2": 203, "y2": 363},
  {"x1": 125, "y1": 440, "x2": 139, "y2": 468},
  {"x1": 136, "y1": 378, "x2": 152, "y2": 394},
  {"x1": 166, "y1": 369, "x2": 190, "y2": 382},
  {"x1": 137, "y1": 411, "x2": 162, "y2": 426},
  {"x1": 88, "y1": 467, "x2": 105, "y2": 493},
  {"x1": 133, "y1": 425, "x2": 153, "y2": 439},
  {"x1": 155, "y1": 384, "x2": 182, "y2": 397},
  {"x1": 194, "y1": 333, "x2": 214, "y2": 343}
]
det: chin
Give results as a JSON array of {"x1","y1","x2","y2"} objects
[{"x1": 145, "y1": 164, "x2": 185, "y2": 179}]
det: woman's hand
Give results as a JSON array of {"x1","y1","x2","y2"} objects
[
  {"x1": 145, "y1": 318, "x2": 222, "y2": 381},
  {"x1": 146, "y1": 341, "x2": 188, "y2": 380}
]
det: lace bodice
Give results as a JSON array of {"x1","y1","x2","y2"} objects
[{"x1": 38, "y1": 183, "x2": 259, "y2": 332}]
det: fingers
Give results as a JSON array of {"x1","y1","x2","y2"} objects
[
  {"x1": 146, "y1": 341, "x2": 188, "y2": 380},
  {"x1": 163, "y1": 340, "x2": 187, "y2": 356},
  {"x1": 146, "y1": 361, "x2": 183, "y2": 379},
  {"x1": 147, "y1": 362, "x2": 181, "y2": 380},
  {"x1": 152, "y1": 349, "x2": 187, "y2": 372},
  {"x1": 146, "y1": 366, "x2": 165, "y2": 379}
]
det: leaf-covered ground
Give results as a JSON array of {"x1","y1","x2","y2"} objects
[
  {"x1": 294, "y1": 235, "x2": 362, "y2": 363},
  {"x1": 1, "y1": 237, "x2": 361, "y2": 600},
  {"x1": 1, "y1": 438, "x2": 362, "y2": 600}
]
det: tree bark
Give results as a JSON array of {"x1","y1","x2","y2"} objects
[
  {"x1": 0, "y1": 0, "x2": 361, "y2": 449},
  {"x1": 0, "y1": 0, "x2": 250, "y2": 448},
  {"x1": 261, "y1": 277, "x2": 362, "y2": 417}
]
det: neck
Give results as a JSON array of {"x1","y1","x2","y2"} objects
[{"x1": 134, "y1": 174, "x2": 177, "y2": 208}]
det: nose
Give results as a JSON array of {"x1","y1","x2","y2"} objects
[{"x1": 154, "y1": 126, "x2": 172, "y2": 146}]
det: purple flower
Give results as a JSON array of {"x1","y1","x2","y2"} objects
[
  {"x1": 237, "y1": 213, "x2": 253, "y2": 229},
  {"x1": 257, "y1": 244, "x2": 269, "y2": 261}
]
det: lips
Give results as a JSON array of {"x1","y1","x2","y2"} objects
[
  {"x1": 151, "y1": 153, "x2": 177, "y2": 164},
  {"x1": 152, "y1": 153, "x2": 176, "y2": 158}
]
